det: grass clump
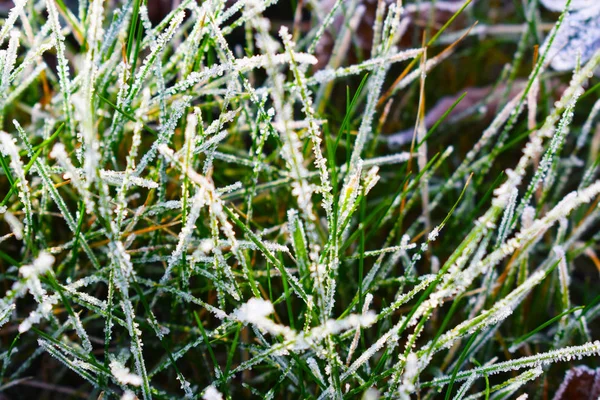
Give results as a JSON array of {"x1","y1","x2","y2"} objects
[{"x1": 0, "y1": 0, "x2": 599, "y2": 399}]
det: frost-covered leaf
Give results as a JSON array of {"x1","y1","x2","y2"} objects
[
  {"x1": 552, "y1": 366, "x2": 600, "y2": 400},
  {"x1": 540, "y1": 1, "x2": 600, "y2": 71}
]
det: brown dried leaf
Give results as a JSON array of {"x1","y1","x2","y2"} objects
[{"x1": 553, "y1": 366, "x2": 600, "y2": 400}]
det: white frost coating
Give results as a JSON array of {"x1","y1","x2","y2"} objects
[
  {"x1": 177, "y1": 374, "x2": 193, "y2": 398},
  {"x1": 77, "y1": 0, "x2": 103, "y2": 184},
  {"x1": 301, "y1": 312, "x2": 377, "y2": 344},
  {"x1": 130, "y1": 10, "x2": 186, "y2": 102},
  {"x1": 216, "y1": 181, "x2": 242, "y2": 195},
  {"x1": 539, "y1": 1, "x2": 600, "y2": 71},
  {"x1": 18, "y1": 311, "x2": 39, "y2": 333},
  {"x1": 338, "y1": 159, "x2": 363, "y2": 227},
  {"x1": 540, "y1": 0, "x2": 596, "y2": 10},
  {"x1": 554, "y1": 246, "x2": 571, "y2": 312},
  {"x1": 1, "y1": 31, "x2": 20, "y2": 94},
  {"x1": 4, "y1": 211, "x2": 23, "y2": 240},
  {"x1": 492, "y1": 169, "x2": 522, "y2": 208},
  {"x1": 395, "y1": 352, "x2": 419, "y2": 398},
  {"x1": 364, "y1": 166, "x2": 381, "y2": 196},
  {"x1": 311, "y1": 49, "x2": 422, "y2": 84},
  {"x1": 362, "y1": 152, "x2": 411, "y2": 168},
  {"x1": 429, "y1": 343, "x2": 599, "y2": 385},
  {"x1": 0, "y1": 131, "x2": 32, "y2": 236},
  {"x1": 158, "y1": 144, "x2": 239, "y2": 249},
  {"x1": 145, "y1": 200, "x2": 182, "y2": 216},
  {"x1": 0, "y1": 0, "x2": 27, "y2": 46},
  {"x1": 20, "y1": 251, "x2": 55, "y2": 279},
  {"x1": 404, "y1": 353, "x2": 419, "y2": 383},
  {"x1": 427, "y1": 227, "x2": 440, "y2": 242},
  {"x1": 168, "y1": 51, "x2": 318, "y2": 96},
  {"x1": 307, "y1": 357, "x2": 325, "y2": 383},
  {"x1": 235, "y1": 298, "x2": 275, "y2": 324},
  {"x1": 341, "y1": 316, "x2": 407, "y2": 381},
  {"x1": 121, "y1": 391, "x2": 136, "y2": 400},
  {"x1": 46, "y1": 0, "x2": 74, "y2": 137},
  {"x1": 202, "y1": 385, "x2": 223, "y2": 400},
  {"x1": 65, "y1": 288, "x2": 107, "y2": 311},
  {"x1": 18, "y1": 299, "x2": 57, "y2": 333},
  {"x1": 100, "y1": 170, "x2": 159, "y2": 189},
  {"x1": 432, "y1": 268, "x2": 550, "y2": 353},
  {"x1": 347, "y1": 293, "x2": 374, "y2": 365},
  {"x1": 2, "y1": 0, "x2": 600, "y2": 396},
  {"x1": 50, "y1": 143, "x2": 96, "y2": 212},
  {"x1": 199, "y1": 239, "x2": 213, "y2": 254},
  {"x1": 429, "y1": 90, "x2": 522, "y2": 211},
  {"x1": 496, "y1": 187, "x2": 519, "y2": 245},
  {"x1": 552, "y1": 365, "x2": 598, "y2": 400},
  {"x1": 0, "y1": 304, "x2": 15, "y2": 329},
  {"x1": 110, "y1": 359, "x2": 143, "y2": 386},
  {"x1": 280, "y1": 26, "x2": 333, "y2": 219},
  {"x1": 522, "y1": 206, "x2": 535, "y2": 229},
  {"x1": 233, "y1": 298, "x2": 376, "y2": 352},
  {"x1": 120, "y1": 299, "x2": 150, "y2": 399},
  {"x1": 161, "y1": 189, "x2": 206, "y2": 284},
  {"x1": 362, "y1": 388, "x2": 381, "y2": 400},
  {"x1": 453, "y1": 373, "x2": 477, "y2": 400}
]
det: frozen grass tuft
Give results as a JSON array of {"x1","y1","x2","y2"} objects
[{"x1": 0, "y1": 0, "x2": 599, "y2": 398}]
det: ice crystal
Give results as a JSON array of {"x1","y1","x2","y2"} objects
[
  {"x1": 110, "y1": 359, "x2": 143, "y2": 387},
  {"x1": 203, "y1": 385, "x2": 224, "y2": 400}
]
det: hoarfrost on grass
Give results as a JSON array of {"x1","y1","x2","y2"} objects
[{"x1": 0, "y1": 0, "x2": 599, "y2": 398}]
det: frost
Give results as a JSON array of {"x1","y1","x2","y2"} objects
[
  {"x1": 3, "y1": 211, "x2": 23, "y2": 240},
  {"x1": 427, "y1": 227, "x2": 440, "y2": 242},
  {"x1": 111, "y1": 359, "x2": 143, "y2": 386},
  {"x1": 540, "y1": 0, "x2": 600, "y2": 71},
  {"x1": 429, "y1": 343, "x2": 599, "y2": 386},
  {"x1": 362, "y1": 388, "x2": 381, "y2": 400},
  {"x1": 50, "y1": 143, "x2": 95, "y2": 212},
  {"x1": 540, "y1": 0, "x2": 596, "y2": 11},
  {"x1": 307, "y1": 357, "x2": 325, "y2": 383},
  {"x1": 202, "y1": 385, "x2": 223, "y2": 400},
  {"x1": 0, "y1": 0, "x2": 27, "y2": 46},
  {"x1": 121, "y1": 391, "x2": 136, "y2": 400},
  {"x1": 1, "y1": 0, "x2": 599, "y2": 397},
  {"x1": 100, "y1": 170, "x2": 159, "y2": 189},
  {"x1": 19, "y1": 251, "x2": 54, "y2": 279},
  {"x1": 233, "y1": 298, "x2": 294, "y2": 338}
]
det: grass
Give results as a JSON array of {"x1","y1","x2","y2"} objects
[{"x1": 0, "y1": 0, "x2": 600, "y2": 399}]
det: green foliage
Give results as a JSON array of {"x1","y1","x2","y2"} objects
[{"x1": 0, "y1": 0, "x2": 599, "y2": 399}]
